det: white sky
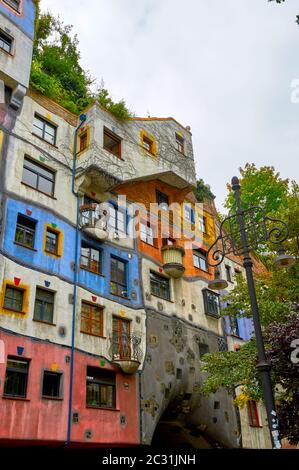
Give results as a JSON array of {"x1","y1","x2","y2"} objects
[{"x1": 41, "y1": 0, "x2": 299, "y2": 210}]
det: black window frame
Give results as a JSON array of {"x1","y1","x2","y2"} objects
[
  {"x1": 33, "y1": 287, "x2": 55, "y2": 324},
  {"x1": 3, "y1": 357, "x2": 30, "y2": 398},
  {"x1": 80, "y1": 241, "x2": 102, "y2": 274},
  {"x1": 193, "y1": 249, "x2": 208, "y2": 271},
  {"x1": 150, "y1": 271, "x2": 171, "y2": 301},
  {"x1": 3, "y1": 0, "x2": 21, "y2": 12},
  {"x1": 110, "y1": 256, "x2": 128, "y2": 298},
  {"x1": 203, "y1": 288, "x2": 220, "y2": 318},
  {"x1": 3, "y1": 285, "x2": 24, "y2": 312},
  {"x1": 22, "y1": 156, "x2": 55, "y2": 197},
  {"x1": 33, "y1": 114, "x2": 57, "y2": 146},
  {"x1": 86, "y1": 366, "x2": 116, "y2": 409},
  {"x1": 42, "y1": 370, "x2": 63, "y2": 399},
  {"x1": 156, "y1": 190, "x2": 169, "y2": 208},
  {"x1": 14, "y1": 213, "x2": 36, "y2": 249},
  {"x1": 108, "y1": 202, "x2": 127, "y2": 234},
  {"x1": 0, "y1": 29, "x2": 13, "y2": 54}
]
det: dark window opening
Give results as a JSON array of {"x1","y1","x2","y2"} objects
[
  {"x1": 225, "y1": 265, "x2": 232, "y2": 282},
  {"x1": 175, "y1": 133, "x2": 184, "y2": 154},
  {"x1": 33, "y1": 288, "x2": 55, "y2": 324},
  {"x1": 42, "y1": 371, "x2": 62, "y2": 398},
  {"x1": 22, "y1": 157, "x2": 55, "y2": 196},
  {"x1": 14, "y1": 214, "x2": 36, "y2": 249},
  {"x1": 156, "y1": 190, "x2": 169, "y2": 210},
  {"x1": 4, "y1": 286, "x2": 24, "y2": 312},
  {"x1": 45, "y1": 228, "x2": 59, "y2": 255},
  {"x1": 229, "y1": 315, "x2": 240, "y2": 337},
  {"x1": 110, "y1": 257, "x2": 128, "y2": 298},
  {"x1": 80, "y1": 301, "x2": 104, "y2": 337},
  {"x1": 150, "y1": 271, "x2": 170, "y2": 301},
  {"x1": 80, "y1": 241, "x2": 102, "y2": 274},
  {"x1": 203, "y1": 289, "x2": 220, "y2": 317},
  {"x1": 4, "y1": 357, "x2": 29, "y2": 398},
  {"x1": 0, "y1": 30, "x2": 13, "y2": 54},
  {"x1": 103, "y1": 127, "x2": 121, "y2": 158},
  {"x1": 33, "y1": 114, "x2": 57, "y2": 145},
  {"x1": 86, "y1": 367, "x2": 116, "y2": 409},
  {"x1": 198, "y1": 343, "x2": 209, "y2": 359}
]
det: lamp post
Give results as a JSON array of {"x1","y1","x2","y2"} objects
[{"x1": 206, "y1": 176, "x2": 295, "y2": 450}]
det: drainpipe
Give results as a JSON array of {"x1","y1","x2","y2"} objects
[{"x1": 66, "y1": 113, "x2": 87, "y2": 445}]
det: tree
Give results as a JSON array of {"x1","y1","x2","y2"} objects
[{"x1": 195, "y1": 179, "x2": 215, "y2": 202}]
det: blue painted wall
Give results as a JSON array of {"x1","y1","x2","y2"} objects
[
  {"x1": 3, "y1": 198, "x2": 142, "y2": 308},
  {"x1": 0, "y1": 0, "x2": 36, "y2": 39}
]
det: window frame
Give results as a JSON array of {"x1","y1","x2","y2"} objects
[
  {"x1": 32, "y1": 114, "x2": 57, "y2": 146},
  {"x1": 44, "y1": 225, "x2": 63, "y2": 258},
  {"x1": 175, "y1": 133, "x2": 185, "y2": 154},
  {"x1": 139, "y1": 219, "x2": 156, "y2": 246},
  {"x1": 22, "y1": 156, "x2": 56, "y2": 197},
  {"x1": 33, "y1": 287, "x2": 55, "y2": 325},
  {"x1": 110, "y1": 256, "x2": 128, "y2": 298},
  {"x1": 42, "y1": 370, "x2": 63, "y2": 399},
  {"x1": 150, "y1": 271, "x2": 171, "y2": 301},
  {"x1": 79, "y1": 129, "x2": 88, "y2": 153},
  {"x1": 86, "y1": 366, "x2": 116, "y2": 409},
  {"x1": 225, "y1": 264, "x2": 232, "y2": 282},
  {"x1": 248, "y1": 400, "x2": 261, "y2": 427},
  {"x1": 14, "y1": 214, "x2": 36, "y2": 249},
  {"x1": 3, "y1": 285, "x2": 25, "y2": 313},
  {"x1": 112, "y1": 316, "x2": 131, "y2": 360},
  {"x1": 0, "y1": 28, "x2": 13, "y2": 54},
  {"x1": 80, "y1": 241, "x2": 102, "y2": 274},
  {"x1": 108, "y1": 202, "x2": 127, "y2": 234},
  {"x1": 3, "y1": 357, "x2": 30, "y2": 399},
  {"x1": 198, "y1": 215, "x2": 207, "y2": 233},
  {"x1": 202, "y1": 288, "x2": 220, "y2": 318},
  {"x1": 193, "y1": 249, "x2": 208, "y2": 272},
  {"x1": 3, "y1": 0, "x2": 21, "y2": 13},
  {"x1": 80, "y1": 301, "x2": 104, "y2": 338},
  {"x1": 103, "y1": 127, "x2": 122, "y2": 158}
]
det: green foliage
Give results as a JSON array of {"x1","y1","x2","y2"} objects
[
  {"x1": 269, "y1": 0, "x2": 299, "y2": 25},
  {"x1": 30, "y1": 11, "x2": 132, "y2": 119},
  {"x1": 195, "y1": 178, "x2": 215, "y2": 202}
]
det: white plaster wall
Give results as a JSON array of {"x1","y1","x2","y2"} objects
[{"x1": 0, "y1": 13, "x2": 33, "y2": 88}]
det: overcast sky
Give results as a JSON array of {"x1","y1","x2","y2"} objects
[{"x1": 41, "y1": 0, "x2": 299, "y2": 210}]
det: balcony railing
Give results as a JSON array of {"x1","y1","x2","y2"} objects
[
  {"x1": 79, "y1": 204, "x2": 108, "y2": 240},
  {"x1": 162, "y1": 244, "x2": 185, "y2": 278},
  {"x1": 109, "y1": 331, "x2": 143, "y2": 374}
]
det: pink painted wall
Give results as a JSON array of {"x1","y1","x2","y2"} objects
[{"x1": 0, "y1": 330, "x2": 140, "y2": 445}]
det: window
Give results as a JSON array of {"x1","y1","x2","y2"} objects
[
  {"x1": 142, "y1": 134, "x2": 154, "y2": 154},
  {"x1": 33, "y1": 114, "x2": 57, "y2": 145},
  {"x1": 45, "y1": 228, "x2": 59, "y2": 255},
  {"x1": 22, "y1": 157, "x2": 55, "y2": 196},
  {"x1": 193, "y1": 249, "x2": 208, "y2": 271},
  {"x1": 80, "y1": 241, "x2": 102, "y2": 274},
  {"x1": 229, "y1": 316, "x2": 240, "y2": 337},
  {"x1": 248, "y1": 400, "x2": 260, "y2": 427},
  {"x1": 108, "y1": 204, "x2": 126, "y2": 233},
  {"x1": 198, "y1": 343, "x2": 209, "y2": 359},
  {"x1": 150, "y1": 271, "x2": 171, "y2": 301},
  {"x1": 203, "y1": 289, "x2": 220, "y2": 317},
  {"x1": 33, "y1": 288, "x2": 55, "y2": 324},
  {"x1": 3, "y1": 286, "x2": 24, "y2": 312},
  {"x1": 80, "y1": 301, "x2": 104, "y2": 337},
  {"x1": 199, "y1": 215, "x2": 207, "y2": 233},
  {"x1": 156, "y1": 190, "x2": 169, "y2": 210},
  {"x1": 140, "y1": 221, "x2": 155, "y2": 246},
  {"x1": 175, "y1": 133, "x2": 184, "y2": 154},
  {"x1": 86, "y1": 367, "x2": 116, "y2": 409},
  {"x1": 162, "y1": 237, "x2": 176, "y2": 247},
  {"x1": 110, "y1": 257, "x2": 128, "y2": 297},
  {"x1": 225, "y1": 265, "x2": 232, "y2": 282},
  {"x1": 103, "y1": 127, "x2": 121, "y2": 158},
  {"x1": 0, "y1": 30, "x2": 13, "y2": 54},
  {"x1": 3, "y1": 0, "x2": 21, "y2": 12},
  {"x1": 4, "y1": 358, "x2": 29, "y2": 398},
  {"x1": 14, "y1": 214, "x2": 36, "y2": 249},
  {"x1": 184, "y1": 205, "x2": 195, "y2": 224},
  {"x1": 79, "y1": 130, "x2": 88, "y2": 152},
  {"x1": 42, "y1": 371, "x2": 62, "y2": 398},
  {"x1": 112, "y1": 316, "x2": 131, "y2": 359}
]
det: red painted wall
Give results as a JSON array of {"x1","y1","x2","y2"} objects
[{"x1": 0, "y1": 330, "x2": 139, "y2": 445}]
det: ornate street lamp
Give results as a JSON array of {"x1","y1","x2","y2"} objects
[{"x1": 206, "y1": 176, "x2": 295, "y2": 450}]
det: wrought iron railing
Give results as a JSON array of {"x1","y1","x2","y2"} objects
[{"x1": 109, "y1": 331, "x2": 143, "y2": 363}]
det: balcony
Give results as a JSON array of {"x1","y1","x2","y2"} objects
[
  {"x1": 162, "y1": 245, "x2": 185, "y2": 278},
  {"x1": 109, "y1": 332, "x2": 143, "y2": 374},
  {"x1": 79, "y1": 204, "x2": 109, "y2": 241}
]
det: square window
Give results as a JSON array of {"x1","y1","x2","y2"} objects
[
  {"x1": 33, "y1": 288, "x2": 55, "y2": 324},
  {"x1": 42, "y1": 371, "x2": 62, "y2": 398},
  {"x1": 4, "y1": 357, "x2": 29, "y2": 398},
  {"x1": 80, "y1": 301, "x2": 104, "y2": 337},
  {"x1": 110, "y1": 257, "x2": 128, "y2": 298},
  {"x1": 0, "y1": 29, "x2": 13, "y2": 54},
  {"x1": 80, "y1": 241, "x2": 102, "y2": 274},
  {"x1": 3, "y1": 285, "x2": 24, "y2": 312},
  {"x1": 22, "y1": 157, "x2": 55, "y2": 196},
  {"x1": 150, "y1": 271, "x2": 171, "y2": 301},
  {"x1": 14, "y1": 214, "x2": 36, "y2": 249},
  {"x1": 86, "y1": 367, "x2": 116, "y2": 409},
  {"x1": 33, "y1": 115, "x2": 57, "y2": 145},
  {"x1": 175, "y1": 133, "x2": 185, "y2": 154},
  {"x1": 103, "y1": 127, "x2": 121, "y2": 158}
]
